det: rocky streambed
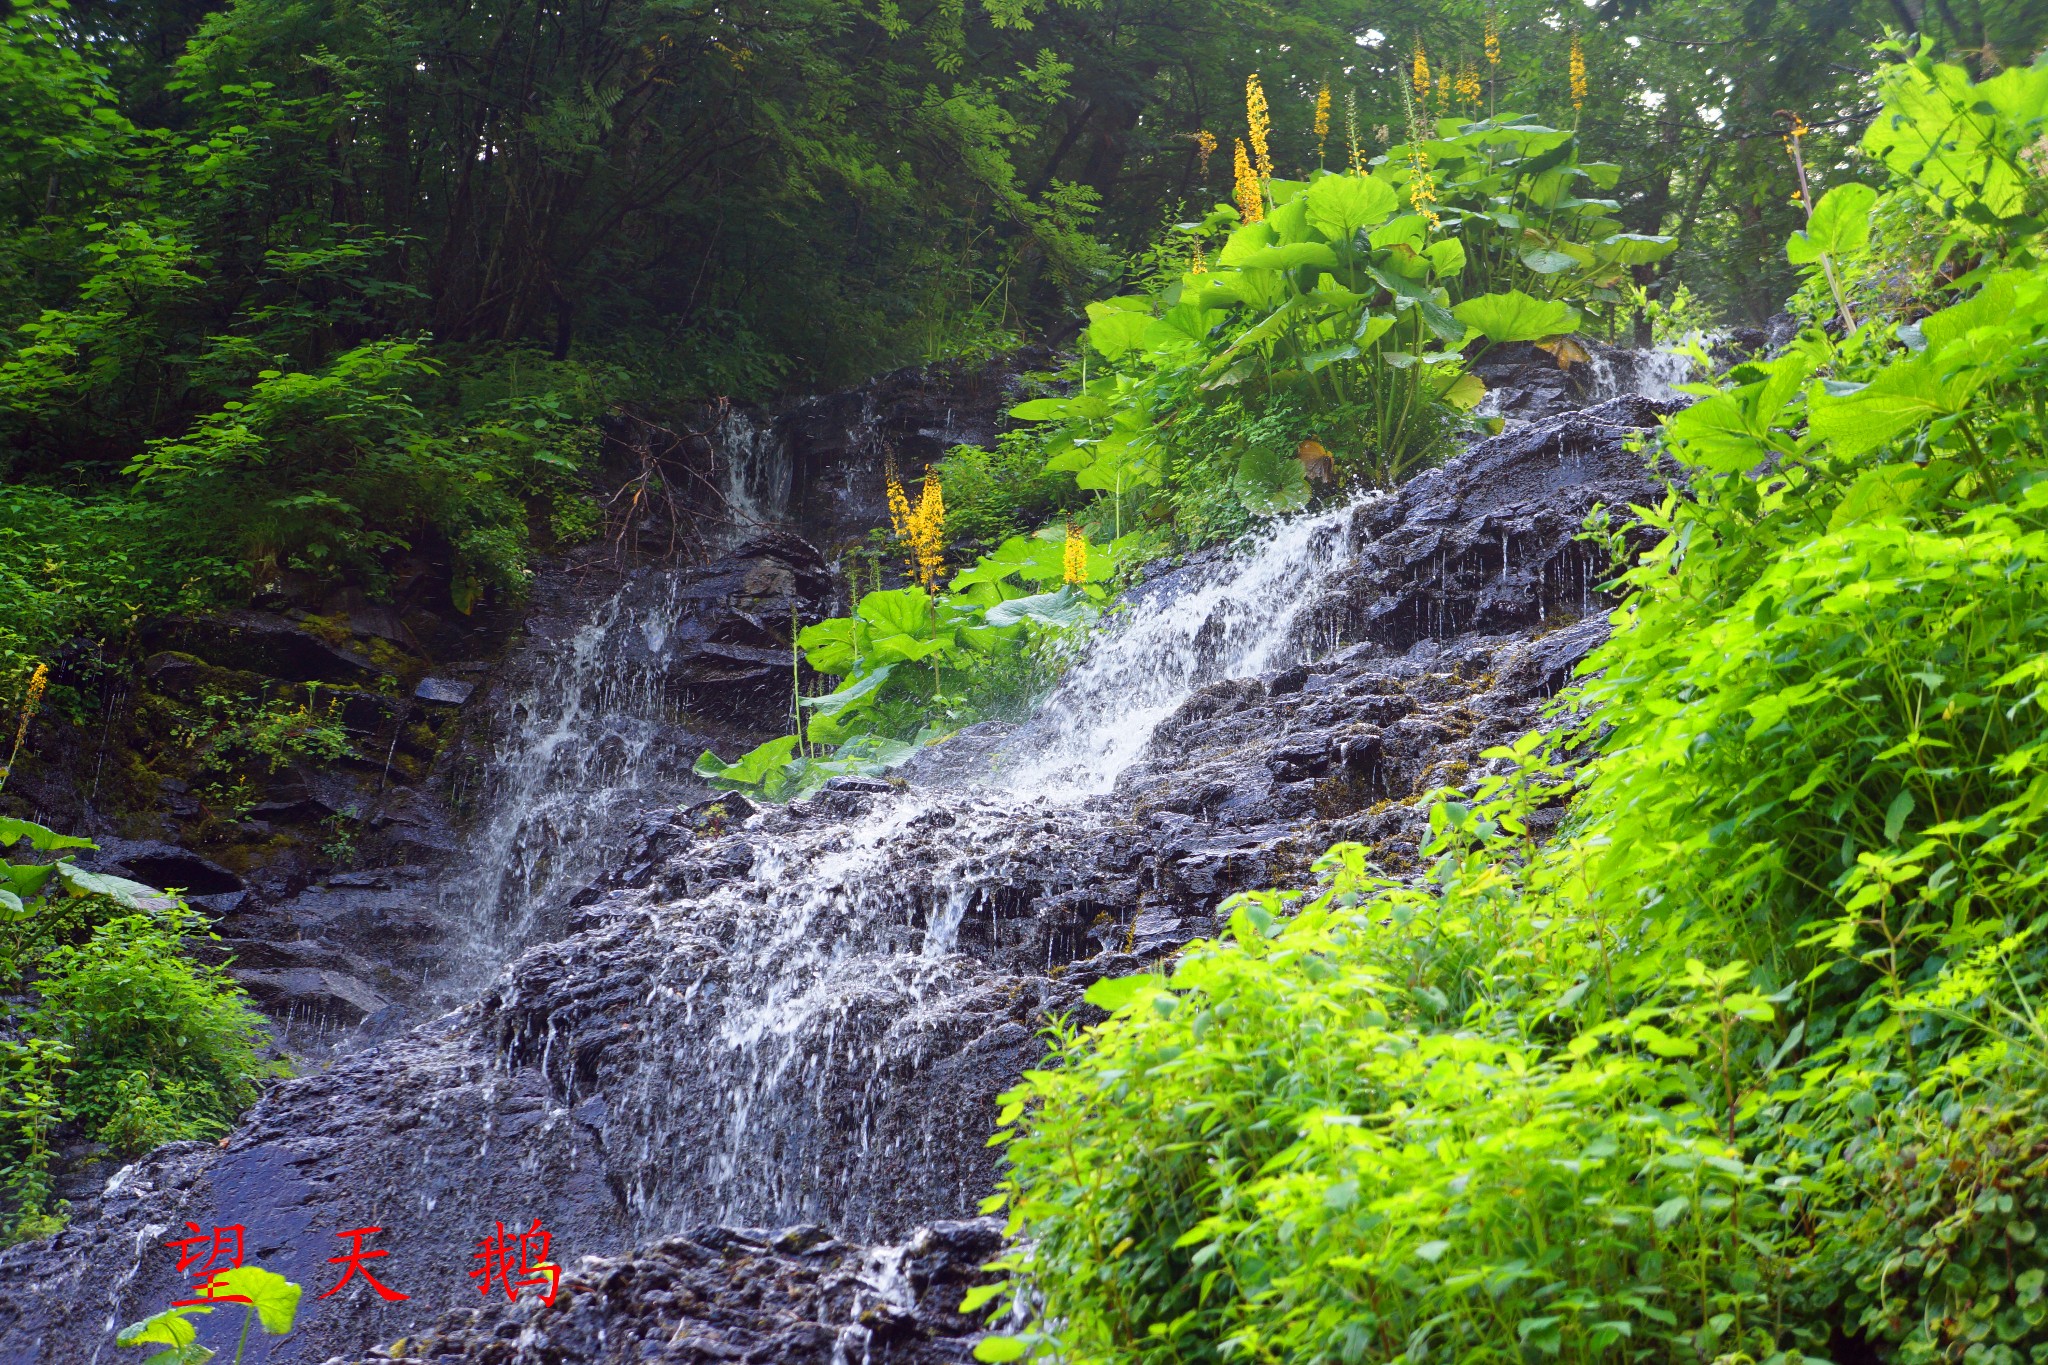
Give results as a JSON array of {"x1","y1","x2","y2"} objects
[{"x1": 0, "y1": 373, "x2": 1679, "y2": 1363}]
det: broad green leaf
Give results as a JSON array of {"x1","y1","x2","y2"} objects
[
  {"x1": 1, "y1": 861, "x2": 56, "y2": 903},
  {"x1": 1425, "y1": 238, "x2": 1466, "y2": 276},
  {"x1": 1231, "y1": 242, "x2": 1341, "y2": 273},
  {"x1": 973, "y1": 1336, "x2": 1030, "y2": 1363},
  {"x1": 1452, "y1": 290, "x2": 1581, "y2": 343},
  {"x1": 695, "y1": 736, "x2": 798, "y2": 787},
  {"x1": 1787, "y1": 182, "x2": 1878, "y2": 264},
  {"x1": 1518, "y1": 248, "x2": 1576, "y2": 275},
  {"x1": 1086, "y1": 307, "x2": 1155, "y2": 360},
  {"x1": 1303, "y1": 173, "x2": 1398, "y2": 238},
  {"x1": 1596, "y1": 233, "x2": 1678, "y2": 266},
  {"x1": 0, "y1": 817, "x2": 95, "y2": 852},
  {"x1": 1806, "y1": 356, "x2": 1954, "y2": 458},
  {"x1": 207, "y1": 1267, "x2": 301, "y2": 1334},
  {"x1": 801, "y1": 663, "x2": 896, "y2": 716},
  {"x1": 1083, "y1": 975, "x2": 1150, "y2": 1011},
  {"x1": 1829, "y1": 464, "x2": 1939, "y2": 529},
  {"x1": 56, "y1": 862, "x2": 178, "y2": 909},
  {"x1": 796, "y1": 617, "x2": 858, "y2": 676},
  {"x1": 856, "y1": 587, "x2": 935, "y2": 639},
  {"x1": 985, "y1": 586, "x2": 1094, "y2": 629},
  {"x1": 1215, "y1": 221, "x2": 1279, "y2": 267},
  {"x1": 0, "y1": 888, "x2": 23, "y2": 918},
  {"x1": 1441, "y1": 372, "x2": 1487, "y2": 411},
  {"x1": 1234, "y1": 445, "x2": 1311, "y2": 515},
  {"x1": 870, "y1": 632, "x2": 951, "y2": 664},
  {"x1": 1006, "y1": 398, "x2": 1071, "y2": 422}
]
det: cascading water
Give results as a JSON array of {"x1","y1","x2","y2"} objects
[
  {"x1": 586, "y1": 496, "x2": 1373, "y2": 1237},
  {"x1": 1586, "y1": 340, "x2": 1707, "y2": 404},
  {"x1": 440, "y1": 575, "x2": 706, "y2": 972},
  {"x1": 443, "y1": 413, "x2": 800, "y2": 975}
]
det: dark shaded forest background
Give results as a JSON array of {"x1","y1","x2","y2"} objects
[{"x1": 2, "y1": 0, "x2": 2044, "y2": 696}]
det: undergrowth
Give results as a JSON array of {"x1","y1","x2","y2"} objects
[{"x1": 982, "y1": 49, "x2": 2048, "y2": 1365}]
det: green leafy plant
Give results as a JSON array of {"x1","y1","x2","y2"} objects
[
  {"x1": 118, "y1": 1264, "x2": 301, "y2": 1365},
  {"x1": 0, "y1": 815, "x2": 283, "y2": 1244},
  {"x1": 978, "y1": 56, "x2": 2048, "y2": 1365}
]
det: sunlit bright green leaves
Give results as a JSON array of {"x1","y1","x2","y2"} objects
[
  {"x1": 1787, "y1": 182, "x2": 1878, "y2": 264},
  {"x1": 1452, "y1": 290, "x2": 1580, "y2": 343}
]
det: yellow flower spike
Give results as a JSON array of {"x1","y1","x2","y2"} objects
[
  {"x1": 1063, "y1": 524, "x2": 1089, "y2": 587},
  {"x1": 1233, "y1": 138, "x2": 1264, "y2": 223},
  {"x1": 0, "y1": 661, "x2": 49, "y2": 794},
  {"x1": 1245, "y1": 74, "x2": 1273, "y2": 182},
  {"x1": 1313, "y1": 82, "x2": 1332, "y2": 166},
  {"x1": 1457, "y1": 59, "x2": 1483, "y2": 109},
  {"x1": 1193, "y1": 129, "x2": 1218, "y2": 176},
  {"x1": 1485, "y1": 6, "x2": 1500, "y2": 68},
  {"x1": 1570, "y1": 33, "x2": 1588, "y2": 113},
  {"x1": 1435, "y1": 70, "x2": 1451, "y2": 116},
  {"x1": 1412, "y1": 38, "x2": 1431, "y2": 104},
  {"x1": 1190, "y1": 244, "x2": 1207, "y2": 274},
  {"x1": 910, "y1": 476, "x2": 946, "y2": 590}
]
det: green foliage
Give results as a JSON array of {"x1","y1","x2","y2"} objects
[
  {"x1": 29, "y1": 907, "x2": 281, "y2": 1153},
  {"x1": 697, "y1": 528, "x2": 1155, "y2": 801},
  {"x1": 0, "y1": 816, "x2": 282, "y2": 1244},
  {"x1": 1001, "y1": 113, "x2": 1668, "y2": 548},
  {"x1": 939, "y1": 432, "x2": 1085, "y2": 558},
  {"x1": 984, "y1": 58, "x2": 2048, "y2": 1365},
  {"x1": 118, "y1": 1262, "x2": 302, "y2": 1365}
]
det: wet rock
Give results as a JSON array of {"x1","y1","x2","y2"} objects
[
  {"x1": 414, "y1": 677, "x2": 475, "y2": 705},
  {"x1": 0, "y1": 391, "x2": 1678, "y2": 1363},
  {"x1": 141, "y1": 611, "x2": 392, "y2": 683},
  {"x1": 328, "y1": 1219, "x2": 1003, "y2": 1365}
]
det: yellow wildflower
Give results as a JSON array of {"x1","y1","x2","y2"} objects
[
  {"x1": 1313, "y1": 82, "x2": 1332, "y2": 165},
  {"x1": 1457, "y1": 59, "x2": 1483, "y2": 109},
  {"x1": 1191, "y1": 244, "x2": 1207, "y2": 274},
  {"x1": 886, "y1": 463, "x2": 914, "y2": 545},
  {"x1": 1570, "y1": 34, "x2": 1587, "y2": 112},
  {"x1": 0, "y1": 662, "x2": 49, "y2": 793},
  {"x1": 1401, "y1": 87, "x2": 1440, "y2": 233},
  {"x1": 1435, "y1": 70, "x2": 1451, "y2": 116},
  {"x1": 1412, "y1": 38, "x2": 1430, "y2": 104},
  {"x1": 910, "y1": 476, "x2": 945, "y2": 590},
  {"x1": 1233, "y1": 138, "x2": 1264, "y2": 223},
  {"x1": 1485, "y1": 6, "x2": 1500, "y2": 68},
  {"x1": 1063, "y1": 524, "x2": 1089, "y2": 586},
  {"x1": 1193, "y1": 129, "x2": 1218, "y2": 176},
  {"x1": 1245, "y1": 74, "x2": 1273, "y2": 182}
]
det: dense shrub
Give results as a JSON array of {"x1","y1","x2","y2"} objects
[{"x1": 984, "y1": 53, "x2": 2048, "y2": 1365}]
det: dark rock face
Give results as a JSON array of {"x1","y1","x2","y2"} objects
[
  {"x1": 326, "y1": 1219, "x2": 1004, "y2": 1365},
  {"x1": 780, "y1": 351, "x2": 1051, "y2": 558},
  {"x1": 0, "y1": 391, "x2": 1677, "y2": 1365}
]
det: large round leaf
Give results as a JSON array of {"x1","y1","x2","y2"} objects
[
  {"x1": 1787, "y1": 182, "x2": 1878, "y2": 265},
  {"x1": 1452, "y1": 290, "x2": 1582, "y2": 343},
  {"x1": 1304, "y1": 173, "x2": 1398, "y2": 238}
]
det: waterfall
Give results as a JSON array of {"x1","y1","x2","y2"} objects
[
  {"x1": 584, "y1": 495, "x2": 1373, "y2": 1237},
  {"x1": 440, "y1": 573, "x2": 705, "y2": 971},
  {"x1": 1585, "y1": 341, "x2": 1707, "y2": 404},
  {"x1": 443, "y1": 412, "x2": 798, "y2": 974}
]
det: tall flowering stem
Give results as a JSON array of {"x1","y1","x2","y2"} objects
[
  {"x1": 1401, "y1": 85, "x2": 1440, "y2": 233},
  {"x1": 1411, "y1": 38, "x2": 1431, "y2": 105},
  {"x1": 1233, "y1": 138, "x2": 1264, "y2": 222},
  {"x1": 0, "y1": 663, "x2": 49, "y2": 794},
  {"x1": 1570, "y1": 33, "x2": 1588, "y2": 115},
  {"x1": 1245, "y1": 74, "x2": 1273, "y2": 182},
  {"x1": 1344, "y1": 89, "x2": 1365, "y2": 175},
  {"x1": 1484, "y1": 6, "x2": 1501, "y2": 116},
  {"x1": 1193, "y1": 128, "x2": 1217, "y2": 176},
  {"x1": 1062, "y1": 525, "x2": 1089, "y2": 587},
  {"x1": 1313, "y1": 82, "x2": 1332, "y2": 166}
]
